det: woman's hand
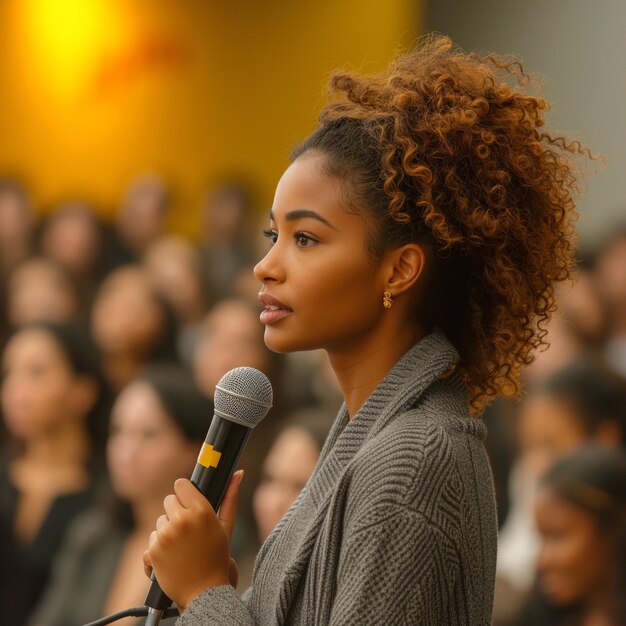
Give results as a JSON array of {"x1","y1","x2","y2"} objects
[{"x1": 143, "y1": 469, "x2": 244, "y2": 611}]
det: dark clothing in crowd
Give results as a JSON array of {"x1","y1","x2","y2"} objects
[{"x1": 0, "y1": 456, "x2": 100, "y2": 626}]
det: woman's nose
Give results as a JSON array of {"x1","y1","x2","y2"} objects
[{"x1": 254, "y1": 245, "x2": 283, "y2": 284}]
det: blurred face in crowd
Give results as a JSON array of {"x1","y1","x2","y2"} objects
[
  {"x1": 144, "y1": 237, "x2": 206, "y2": 323},
  {"x1": 252, "y1": 426, "x2": 320, "y2": 542},
  {"x1": 91, "y1": 266, "x2": 165, "y2": 356},
  {"x1": 1, "y1": 328, "x2": 94, "y2": 440},
  {"x1": 107, "y1": 381, "x2": 198, "y2": 503},
  {"x1": 0, "y1": 186, "x2": 33, "y2": 248},
  {"x1": 595, "y1": 234, "x2": 626, "y2": 324},
  {"x1": 118, "y1": 175, "x2": 168, "y2": 254},
  {"x1": 518, "y1": 394, "x2": 589, "y2": 480},
  {"x1": 41, "y1": 206, "x2": 101, "y2": 277},
  {"x1": 7, "y1": 259, "x2": 80, "y2": 327},
  {"x1": 203, "y1": 187, "x2": 249, "y2": 243},
  {"x1": 193, "y1": 299, "x2": 269, "y2": 395},
  {"x1": 534, "y1": 487, "x2": 612, "y2": 607}
]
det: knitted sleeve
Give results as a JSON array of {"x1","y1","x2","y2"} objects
[
  {"x1": 176, "y1": 586, "x2": 252, "y2": 626},
  {"x1": 330, "y1": 503, "x2": 460, "y2": 625}
]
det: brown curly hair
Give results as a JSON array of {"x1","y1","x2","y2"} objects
[{"x1": 292, "y1": 35, "x2": 596, "y2": 413}]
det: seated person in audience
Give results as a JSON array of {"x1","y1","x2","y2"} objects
[
  {"x1": 143, "y1": 236, "x2": 210, "y2": 364},
  {"x1": 0, "y1": 322, "x2": 110, "y2": 626},
  {"x1": 0, "y1": 179, "x2": 35, "y2": 276},
  {"x1": 510, "y1": 446, "x2": 626, "y2": 626},
  {"x1": 495, "y1": 359, "x2": 626, "y2": 623},
  {"x1": 594, "y1": 228, "x2": 626, "y2": 378},
  {"x1": 223, "y1": 409, "x2": 332, "y2": 590},
  {"x1": 39, "y1": 201, "x2": 106, "y2": 305},
  {"x1": 4, "y1": 257, "x2": 82, "y2": 331},
  {"x1": 29, "y1": 363, "x2": 209, "y2": 626},
  {"x1": 192, "y1": 297, "x2": 285, "y2": 564},
  {"x1": 253, "y1": 409, "x2": 330, "y2": 542},
  {"x1": 116, "y1": 173, "x2": 170, "y2": 259},
  {"x1": 91, "y1": 265, "x2": 177, "y2": 392}
]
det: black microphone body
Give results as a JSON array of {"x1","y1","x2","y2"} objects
[
  {"x1": 144, "y1": 418, "x2": 252, "y2": 613},
  {"x1": 144, "y1": 367, "x2": 272, "y2": 625}
]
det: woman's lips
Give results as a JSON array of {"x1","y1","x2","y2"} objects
[
  {"x1": 258, "y1": 293, "x2": 292, "y2": 325},
  {"x1": 260, "y1": 306, "x2": 292, "y2": 325}
]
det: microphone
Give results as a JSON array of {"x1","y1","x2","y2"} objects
[{"x1": 144, "y1": 366, "x2": 273, "y2": 626}]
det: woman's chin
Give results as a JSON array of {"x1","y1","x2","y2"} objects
[{"x1": 263, "y1": 329, "x2": 318, "y2": 354}]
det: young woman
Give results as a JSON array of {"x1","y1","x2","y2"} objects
[
  {"x1": 511, "y1": 446, "x2": 626, "y2": 626},
  {"x1": 144, "y1": 36, "x2": 592, "y2": 625},
  {"x1": 29, "y1": 364, "x2": 210, "y2": 626},
  {"x1": 0, "y1": 322, "x2": 110, "y2": 625}
]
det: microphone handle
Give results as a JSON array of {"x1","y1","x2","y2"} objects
[{"x1": 144, "y1": 417, "x2": 252, "y2": 624}]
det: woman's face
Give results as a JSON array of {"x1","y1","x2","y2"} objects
[
  {"x1": 107, "y1": 381, "x2": 198, "y2": 503},
  {"x1": 194, "y1": 300, "x2": 269, "y2": 395},
  {"x1": 252, "y1": 426, "x2": 320, "y2": 542},
  {"x1": 1, "y1": 329, "x2": 84, "y2": 439},
  {"x1": 534, "y1": 487, "x2": 612, "y2": 607},
  {"x1": 91, "y1": 268, "x2": 165, "y2": 355},
  {"x1": 8, "y1": 261, "x2": 79, "y2": 327},
  {"x1": 254, "y1": 153, "x2": 387, "y2": 354},
  {"x1": 518, "y1": 394, "x2": 588, "y2": 480}
]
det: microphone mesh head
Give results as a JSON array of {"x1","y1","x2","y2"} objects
[{"x1": 214, "y1": 367, "x2": 273, "y2": 428}]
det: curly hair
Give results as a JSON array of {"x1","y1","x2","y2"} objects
[{"x1": 292, "y1": 35, "x2": 596, "y2": 413}]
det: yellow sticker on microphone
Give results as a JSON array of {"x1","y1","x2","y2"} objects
[{"x1": 198, "y1": 443, "x2": 222, "y2": 468}]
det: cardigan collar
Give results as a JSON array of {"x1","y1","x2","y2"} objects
[
  {"x1": 254, "y1": 330, "x2": 463, "y2": 623},
  {"x1": 305, "y1": 329, "x2": 460, "y2": 508}
]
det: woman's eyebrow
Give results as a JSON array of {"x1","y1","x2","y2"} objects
[{"x1": 268, "y1": 208, "x2": 338, "y2": 231}]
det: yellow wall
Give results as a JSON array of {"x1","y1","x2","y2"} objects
[{"x1": 0, "y1": 0, "x2": 421, "y2": 236}]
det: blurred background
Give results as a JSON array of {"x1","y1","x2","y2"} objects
[{"x1": 0, "y1": 1, "x2": 624, "y2": 625}]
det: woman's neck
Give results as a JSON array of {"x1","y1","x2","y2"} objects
[
  {"x1": 328, "y1": 322, "x2": 424, "y2": 418},
  {"x1": 21, "y1": 420, "x2": 89, "y2": 469}
]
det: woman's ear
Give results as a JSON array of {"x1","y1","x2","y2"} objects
[{"x1": 385, "y1": 244, "x2": 427, "y2": 296}]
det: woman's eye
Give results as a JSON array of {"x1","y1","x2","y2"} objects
[
  {"x1": 262, "y1": 229, "x2": 278, "y2": 246},
  {"x1": 294, "y1": 232, "x2": 317, "y2": 248}
]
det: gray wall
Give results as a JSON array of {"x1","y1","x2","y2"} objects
[{"x1": 424, "y1": 0, "x2": 626, "y2": 250}]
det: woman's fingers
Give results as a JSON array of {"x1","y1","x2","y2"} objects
[
  {"x1": 173, "y1": 478, "x2": 208, "y2": 509},
  {"x1": 143, "y1": 550, "x2": 153, "y2": 579},
  {"x1": 228, "y1": 557, "x2": 239, "y2": 589},
  {"x1": 156, "y1": 514, "x2": 169, "y2": 534},
  {"x1": 217, "y1": 470, "x2": 244, "y2": 541}
]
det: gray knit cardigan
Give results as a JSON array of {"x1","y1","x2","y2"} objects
[{"x1": 178, "y1": 331, "x2": 497, "y2": 625}]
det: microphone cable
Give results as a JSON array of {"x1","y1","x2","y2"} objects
[{"x1": 82, "y1": 606, "x2": 179, "y2": 626}]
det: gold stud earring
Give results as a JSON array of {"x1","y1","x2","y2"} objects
[{"x1": 383, "y1": 290, "x2": 393, "y2": 309}]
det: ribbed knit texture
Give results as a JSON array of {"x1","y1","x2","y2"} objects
[{"x1": 178, "y1": 331, "x2": 497, "y2": 625}]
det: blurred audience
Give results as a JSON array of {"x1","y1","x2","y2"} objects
[
  {"x1": 117, "y1": 174, "x2": 170, "y2": 259},
  {"x1": 233, "y1": 408, "x2": 332, "y2": 590},
  {"x1": 0, "y1": 323, "x2": 111, "y2": 626},
  {"x1": 4, "y1": 257, "x2": 83, "y2": 332},
  {"x1": 2, "y1": 172, "x2": 623, "y2": 626},
  {"x1": 39, "y1": 202, "x2": 106, "y2": 304},
  {"x1": 523, "y1": 265, "x2": 608, "y2": 387},
  {"x1": 594, "y1": 229, "x2": 626, "y2": 377},
  {"x1": 28, "y1": 363, "x2": 208, "y2": 626},
  {"x1": 91, "y1": 265, "x2": 177, "y2": 392},
  {"x1": 193, "y1": 297, "x2": 274, "y2": 397},
  {"x1": 0, "y1": 179, "x2": 35, "y2": 276},
  {"x1": 200, "y1": 181, "x2": 255, "y2": 300},
  {"x1": 509, "y1": 446, "x2": 626, "y2": 626},
  {"x1": 192, "y1": 297, "x2": 287, "y2": 561},
  {"x1": 143, "y1": 236, "x2": 210, "y2": 364},
  {"x1": 495, "y1": 359, "x2": 626, "y2": 624},
  {"x1": 252, "y1": 409, "x2": 330, "y2": 544}
]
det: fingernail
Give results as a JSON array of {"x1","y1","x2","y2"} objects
[{"x1": 236, "y1": 469, "x2": 244, "y2": 484}]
